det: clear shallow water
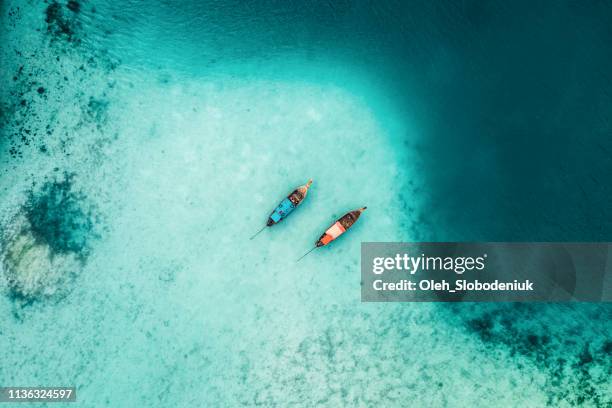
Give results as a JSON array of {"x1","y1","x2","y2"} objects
[{"x1": 1, "y1": 1, "x2": 611, "y2": 407}]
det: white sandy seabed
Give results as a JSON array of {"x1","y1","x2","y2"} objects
[{"x1": 1, "y1": 3, "x2": 608, "y2": 407}]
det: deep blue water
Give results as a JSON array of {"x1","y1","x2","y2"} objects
[
  {"x1": 87, "y1": 0, "x2": 612, "y2": 241},
  {"x1": 1, "y1": 1, "x2": 611, "y2": 406}
]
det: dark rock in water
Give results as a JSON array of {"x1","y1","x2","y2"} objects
[
  {"x1": 45, "y1": 1, "x2": 75, "y2": 40},
  {"x1": 37, "y1": 87, "x2": 45, "y2": 94},
  {"x1": 67, "y1": 1, "x2": 80, "y2": 13},
  {"x1": 24, "y1": 173, "x2": 96, "y2": 258}
]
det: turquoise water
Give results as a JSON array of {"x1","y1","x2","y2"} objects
[{"x1": 1, "y1": 1, "x2": 611, "y2": 406}]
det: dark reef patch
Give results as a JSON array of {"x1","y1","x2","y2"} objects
[
  {"x1": 66, "y1": 1, "x2": 81, "y2": 13},
  {"x1": 24, "y1": 172, "x2": 98, "y2": 259},
  {"x1": 461, "y1": 303, "x2": 611, "y2": 406},
  {"x1": 45, "y1": 1, "x2": 79, "y2": 43},
  {"x1": 602, "y1": 341, "x2": 612, "y2": 354},
  {"x1": 1, "y1": 0, "x2": 121, "y2": 162}
]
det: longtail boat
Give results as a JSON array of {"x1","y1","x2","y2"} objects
[
  {"x1": 297, "y1": 207, "x2": 367, "y2": 261},
  {"x1": 250, "y1": 180, "x2": 313, "y2": 240}
]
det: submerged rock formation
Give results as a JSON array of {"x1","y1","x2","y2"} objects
[
  {"x1": 0, "y1": 173, "x2": 98, "y2": 304},
  {"x1": 2, "y1": 215, "x2": 82, "y2": 303}
]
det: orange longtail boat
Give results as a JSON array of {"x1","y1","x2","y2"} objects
[{"x1": 297, "y1": 207, "x2": 367, "y2": 261}]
